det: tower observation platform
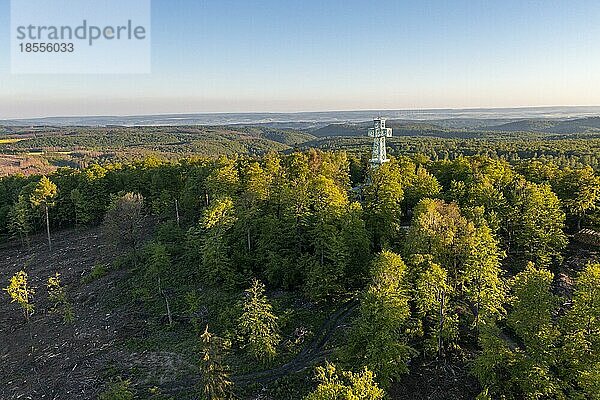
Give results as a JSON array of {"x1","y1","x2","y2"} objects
[{"x1": 368, "y1": 117, "x2": 392, "y2": 168}]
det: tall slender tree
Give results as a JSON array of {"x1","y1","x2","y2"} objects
[
  {"x1": 413, "y1": 258, "x2": 458, "y2": 359},
  {"x1": 146, "y1": 243, "x2": 173, "y2": 326},
  {"x1": 199, "y1": 325, "x2": 233, "y2": 400},
  {"x1": 200, "y1": 197, "x2": 238, "y2": 287},
  {"x1": 30, "y1": 176, "x2": 57, "y2": 251},
  {"x1": 7, "y1": 195, "x2": 32, "y2": 246},
  {"x1": 363, "y1": 161, "x2": 404, "y2": 250},
  {"x1": 238, "y1": 279, "x2": 280, "y2": 364}
]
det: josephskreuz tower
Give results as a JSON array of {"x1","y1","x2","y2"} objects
[{"x1": 368, "y1": 117, "x2": 392, "y2": 168}]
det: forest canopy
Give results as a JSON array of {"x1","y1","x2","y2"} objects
[{"x1": 1, "y1": 144, "x2": 600, "y2": 399}]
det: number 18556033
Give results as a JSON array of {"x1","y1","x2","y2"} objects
[{"x1": 19, "y1": 43, "x2": 74, "y2": 53}]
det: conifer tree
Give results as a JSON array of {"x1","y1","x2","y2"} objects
[
  {"x1": 47, "y1": 273, "x2": 74, "y2": 323},
  {"x1": 7, "y1": 195, "x2": 32, "y2": 245},
  {"x1": 199, "y1": 325, "x2": 233, "y2": 400},
  {"x1": 238, "y1": 279, "x2": 280, "y2": 363},
  {"x1": 103, "y1": 192, "x2": 145, "y2": 257},
  {"x1": 146, "y1": 243, "x2": 173, "y2": 325}
]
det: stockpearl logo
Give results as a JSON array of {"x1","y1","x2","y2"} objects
[{"x1": 11, "y1": 0, "x2": 151, "y2": 74}]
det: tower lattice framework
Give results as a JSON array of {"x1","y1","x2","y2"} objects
[{"x1": 368, "y1": 117, "x2": 392, "y2": 168}]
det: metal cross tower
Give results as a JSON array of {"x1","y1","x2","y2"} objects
[{"x1": 368, "y1": 117, "x2": 392, "y2": 168}]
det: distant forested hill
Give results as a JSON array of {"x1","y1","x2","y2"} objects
[
  {"x1": 489, "y1": 116, "x2": 600, "y2": 134},
  {"x1": 487, "y1": 119, "x2": 559, "y2": 132},
  {"x1": 312, "y1": 116, "x2": 600, "y2": 140},
  {"x1": 4, "y1": 118, "x2": 600, "y2": 177},
  {"x1": 0, "y1": 125, "x2": 314, "y2": 175}
]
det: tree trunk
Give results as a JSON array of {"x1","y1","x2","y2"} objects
[
  {"x1": 438, "y1": 291, "x2": 445, "y2": 361},
  {"x1": 28, "y1": 318, "x2": 34, "y2": 353},
  {"x1": 247, "y1": 227, "x2": 251, "y2": 252},
  {"x1": 175, "y1": 199, "x2": 180, "y2": 227},
  {"x1": 158, "y1": 277, "x2": 173, "y2": 326},
  {"x1": 164, "y1": 292, "x2": 173, "y2": 327},
  {"x1": 45, "y1": 205, "x2": 52, "y2": 251}
]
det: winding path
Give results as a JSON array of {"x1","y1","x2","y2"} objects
[
  {"x1": 158, "y1": 298, "x2": 359, "y2": 395},
  {"x1": 233, "y1": 298, "x2": 359, "y2": 384}
]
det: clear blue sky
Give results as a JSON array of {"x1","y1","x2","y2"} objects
[{"x1": 1, "y1": 0, "x2": 600, "y2": 118}]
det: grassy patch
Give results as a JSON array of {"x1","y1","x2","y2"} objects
[{"x1": 81, "y1": 264, "x2": 109, "y2": 284}]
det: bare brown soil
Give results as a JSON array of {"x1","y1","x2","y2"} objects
[{"x1": 0, "y1": 228, "x2": 142, "y2": 399}]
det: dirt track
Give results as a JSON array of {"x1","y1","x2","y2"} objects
[
  {"x1": 233, "y1": 298, "x2": 358, "y2": 384},
  {"x1": 0, "y1": 228, "x2": 359, "y2": 399}
]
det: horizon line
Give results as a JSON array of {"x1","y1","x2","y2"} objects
[{"x1": 3, "y1": 104, "x2": 600, "y2": 121}]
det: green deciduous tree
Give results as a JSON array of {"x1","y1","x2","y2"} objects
[
  {"x1": 206, "y1": 156, "x2": 239, "y2": 203},
  {"x1": 406, "y1": 198, "x2": 474, "y2": 282},
  {"x1": 473, "y1": 263, "x2": 562, "y2": 399},
  {"x1": 238, "y1": 161, "x2": 270, "y2": 252},
  {"x1": 508, "y1": 264, "x2": 559, "y2": 356},
  {"x1": 504, "y1": 179, "x2": 567, "y2": 267},
  {"x1": 413, "y1": 257, "x2": 458, "y2": 359},
  {"x1": 461, "y1": 225, "x2": 506, "y2": 327},
  {"x1": 560, "y1": 263, "x2": 600, "y2": 399},
  {"x1": 345, "y1": 251, "x2": 412, "y2": 386},
  {"x1": 363, "y1": 161, "x2": 404, "y2": 250},
  {"x1": 4, "y1": 270, "x2": 35, "y2": 322},
  {"x1": 98, "y1": 377, "x2": 134, "y2": 400},
  {"x1": 200, "y1": 197, "x2": 238, "y2": 287},
  {"x1": 30, "y1": 176, "x2": 58, "y2": 250},
  {"x1": 553, "y1": 166, "x2": 600, "y2": 230},
  {"x1": 304, "y1": 174, "x2": 351, "y2": 300},
  {"x1": 238, "y1": 279, "x2": 280, "y2": 364},
  {"x1": 304, "y1": 362, "x2": 384, "y2": 400},
  {"x1": 103, "y1": 192, "x2": 145, "y2": 258},
  {"x1": 398, "y1": 159, "x2": 442, "y2": 213},
  {"x1": 407, "y1": 198, "x2": 506, "y2": 329}
]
